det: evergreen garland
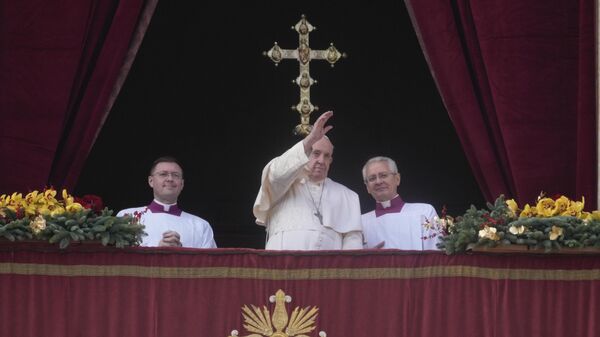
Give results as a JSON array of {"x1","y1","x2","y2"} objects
[{"x1": 438, "y1": 195, "x2": 600, "y2": 254}]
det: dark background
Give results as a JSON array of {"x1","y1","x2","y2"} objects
[{"x1": 75, "y1": 1, "x2": 485, "y2": 248}]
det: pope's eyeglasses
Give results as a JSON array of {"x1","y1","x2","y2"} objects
[
  {"x1": 153, "y1": 171, "x2": 183, "y2": 180},
  {"x1": 365, "y1": 172, "x2": 396, "y2": 183}
]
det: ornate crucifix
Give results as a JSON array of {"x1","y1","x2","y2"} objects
[{"x1": 264, "y1": 15, "x2": 346, "y2": 136}]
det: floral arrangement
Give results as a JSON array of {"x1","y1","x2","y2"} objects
[
  {"x1": 0, "y1": 188, "x2": 144, "y2": 248},
  {"x1": 429, "y1": 193, "x2": 600, "y2": 254}
]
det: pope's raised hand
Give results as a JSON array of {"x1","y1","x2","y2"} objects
[{"x1": 303, "y1": 110, "x2": 334, "y2": 153}]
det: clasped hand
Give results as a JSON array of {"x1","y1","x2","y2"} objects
[{"x1": 159, "y1": 230, "x2": 182, "y2": 247}]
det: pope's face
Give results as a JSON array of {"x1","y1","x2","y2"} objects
[
  {"x1": 364, "y1": 161, "x2": 400, "y2": 202},
  {"x1": 148, "y1": 162, "x2": 184, "y2": 204},
  {"x1": 306, "y1": 138, "x2": 333, "y2": 182}
]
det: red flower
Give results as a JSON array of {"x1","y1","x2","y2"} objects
[
  {"x1": 75, "y1": 195, "x2": 104, "y2": 214},
  {"x1": 15, "y1": 207, "x2": 25, "y2": 219}
]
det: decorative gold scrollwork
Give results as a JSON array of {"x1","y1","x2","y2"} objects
[{"x1": 228, "y1": 289, "x2": 327, "y2": 337}]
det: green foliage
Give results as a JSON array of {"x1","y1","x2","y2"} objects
[
  {"x1": 438, "y1": 195, "x2": 600, "y2": 254},
  {"x1": 0, "y1": 208, "x2": 145, "y2": 248}
]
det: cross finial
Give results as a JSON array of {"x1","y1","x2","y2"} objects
[{"x1": 264, "y1": 15, "x2": 346, "y2": 136}]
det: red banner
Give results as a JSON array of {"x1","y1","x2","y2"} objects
[{"x1": 1, "y1": 242, "x2": 599, "y2": 337}]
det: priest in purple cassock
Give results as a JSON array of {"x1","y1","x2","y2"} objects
[
  {"x1": 117, "y1": 156, "x2": 217, "y2": 248},
  {"x1": 361, "y1": 156, "x2": 439, "y2": 250}
]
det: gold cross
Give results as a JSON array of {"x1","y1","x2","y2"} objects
[{"x1": 264, "y1": 15, "x2": 346, "y2": 136}]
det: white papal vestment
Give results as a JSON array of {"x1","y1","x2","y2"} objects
[{"x1": 253, "y1": 141, "x2": 363, "y2": 250}]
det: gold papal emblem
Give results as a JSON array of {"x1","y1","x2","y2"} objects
[{"x1": 228, "y1": 289, "x2": 327, "y2": 337}]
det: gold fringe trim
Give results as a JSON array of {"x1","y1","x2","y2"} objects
[{"x1": 1, "y1": 263, "x2": 600, "y2": 281}]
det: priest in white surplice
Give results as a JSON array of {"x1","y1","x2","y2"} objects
[
  {"x1": 253, "y1": 111, "x2": 363, "y2": 250},
  {"x1": 361, "y1": 156, "x2": 439, "y2": 250},
  {"x1": 117, "y1": 156, "x2": 217, "y2": 248}
]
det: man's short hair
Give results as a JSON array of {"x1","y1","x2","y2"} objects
[
  {"x1": 149, "y1": 156, "x2": 183, "y2": 176},
  {"x1": 361, "y1": 156, "x2": 399, "y2": 181}
]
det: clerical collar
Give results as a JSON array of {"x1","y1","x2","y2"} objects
[
  {"x1": 301, "y1": 178, "x2": 326, "y2": 186},
  {"x1": 375, "y1": 195, "x2": 405, "y2": 217},
  {"x1": 148, "y1": 200, "x2": 182, "y2": 216}
]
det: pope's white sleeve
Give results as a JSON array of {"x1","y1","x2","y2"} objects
[{"x1": 342, "y1": 231, "x2": 363, "y2": 250}]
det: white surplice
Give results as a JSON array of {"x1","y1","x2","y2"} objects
[
  {"x1": 117, "y1": 204, "x2": 217, "y2": 248},
  {"x1": 361, "y1": 203, "x2": 439, "y2": 250},
  {"x1": 253, "y1": 141, "x2": 363, "y2": 250}
]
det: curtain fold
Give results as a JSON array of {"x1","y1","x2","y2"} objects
[
  {"x1": 0, "y1": 0, "x2": 158, "y2": 194},
  {"x1": 405, "y1": 0, "x2": 597, "y2": 208}
]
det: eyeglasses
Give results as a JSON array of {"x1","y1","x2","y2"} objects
[
  {"x1": 153, "y1": 171, "x2": 183, "y2": 180},
  {"x1": 365, "y1": 172, "x2": 396, "y2": 183}
]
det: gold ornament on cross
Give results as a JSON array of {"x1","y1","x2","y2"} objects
[{"x1": 264, "y1": 15, "x2": 346, "y2": 136}]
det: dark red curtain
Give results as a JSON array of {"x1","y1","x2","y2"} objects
[
  {"x1": 404, "y1": 0, "x2": 597, "y2": 208},
  {"x1": 0, "y1": 0, "x2": 157, "y2": 194},
  {"x1": 2, "y1": 244, "x2": 600, "y2": 337}
]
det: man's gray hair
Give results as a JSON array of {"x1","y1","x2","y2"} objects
[{"x1": 361, "y1": 156, "x2": 399, "y2": 181}]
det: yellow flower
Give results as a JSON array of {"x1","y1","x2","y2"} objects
[
  {"x1": 2, "y1": 188, "x2": 89, "y2": 223},
  {"x1": 44, "y1": 188, "x2": 57, "y2": 199},
  {"x1": 50, "y1": 206, "x2": 66, "y2": 217},
  {"x1": 37, "y1": 205, "x2": 51, "y2": 216},
  {"x1": 581, "y1": 211, "x2": 592, "y2": 222},
  {"x1": 11, "y1": 192, "x2": 23, "y2": 202},
  {"x1": 552, "y1": 196, "x2": 570, "y2": 216},
  {"x1": 30, "y1": 215, "x2": 47, "y2": 235},
  {"x1": 562, "y1": 197, "x2": 585, "y2": 217},
  {"x1": 478, "y1": 226, "x2": 500, "y2": 241},
  {"x1": 66, "y1": 203, "x2": 84, "y2": 213},
  {"x1": 520, "y1": 204, "x2": 537, "y2": 217},
  {"x1": 23, "y1": 204, "x2": 38, "y2": 217},
  {"x1": 3, "y1": 192, "x2": 24, "y2": 209},
  {"x1": 582, "y1": 211, "x2": 600, "y2": 224},
  {"x1": 25, "y1": 190, "x2": 38, "y2": 202},
  {"x1": 62, "y1": 189, "x2": 75, "y2": 204},
  {"x1": 549, "y1": 226, "x2": 563, "y2": 240},
  {"x1": 536, "y1": 198, "x2": 555, "y2": 217},
  {"x1": 62, "y1": 189, "x2": 83, "y2": 213},
  {"x1": 506, "y1": 199, "x2": 519, "y2": 217},
  {"x1": 509, "y1": 225, "x2": 525, "y2": 235}
]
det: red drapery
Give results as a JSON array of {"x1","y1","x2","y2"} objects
[
  {"x1": 404, "y1": 0, "x2": 597, "y2": 208},
  {"x1": 0, "y1": 0, "x2": 157, "y2": 194},
  {"x1": 1, "y1": 243, "x2": 600, "y2": 337}
]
